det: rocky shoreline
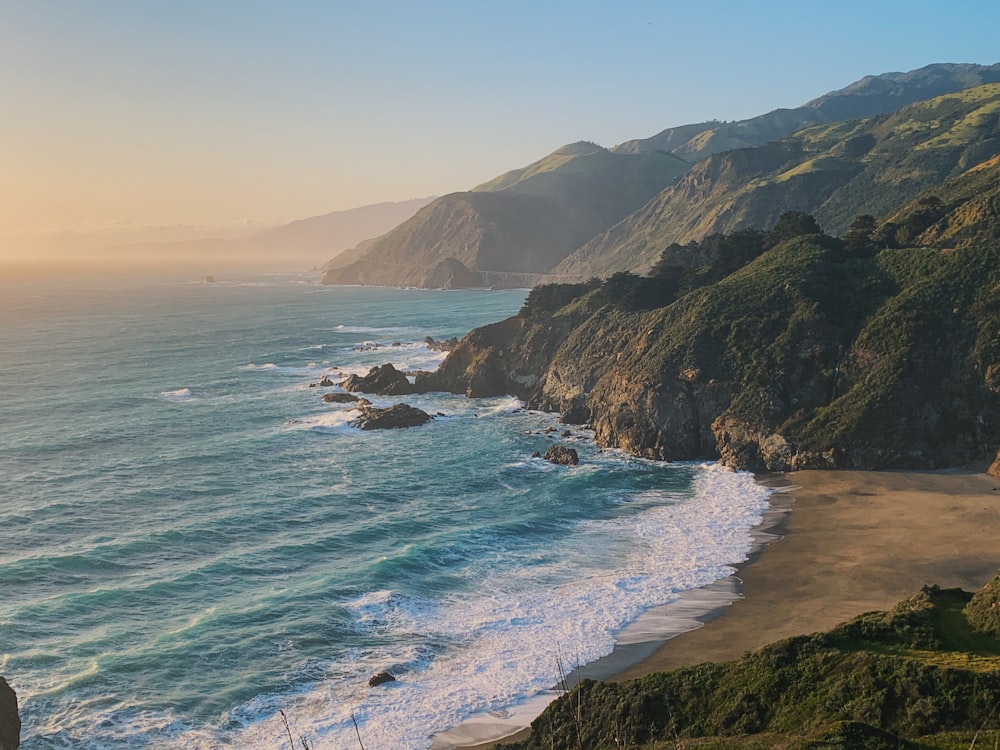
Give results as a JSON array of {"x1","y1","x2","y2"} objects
[{"x1": 411, "y1": 240, "x2": 1000, "y2": 476}]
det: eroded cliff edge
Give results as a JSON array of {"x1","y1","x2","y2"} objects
[{"x1": 417, "y1": 236, "x2": 1000, "y2": 472}]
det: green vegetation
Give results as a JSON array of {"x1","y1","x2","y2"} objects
[
  {"x1": 504, "y1": 579, "x2": 1000, "y2": 750},
  {"x1": 452, "y1": 199, "x2": 999, "y2": 470},
  {"x1": 966, "y1": 576, "x2": 1000, "y2": 639},
  {"x1": 556, "y1": 81, "x2": 1000, "y2": 280}
]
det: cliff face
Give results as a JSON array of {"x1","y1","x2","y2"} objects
[{"x1": 421, "y1": 237, "x2": 1000, "y2": 472}]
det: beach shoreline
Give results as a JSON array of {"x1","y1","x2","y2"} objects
[{"x1": 444, "y1": 468, "x2": 1000, "y2": 750}]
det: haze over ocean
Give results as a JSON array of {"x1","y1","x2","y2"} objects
[{"x1": 0, "y1": 277, "x2": 770, "y2": 748}]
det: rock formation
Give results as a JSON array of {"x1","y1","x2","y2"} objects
[
  {"x1": 544, "y1": 445, "x2": 579, "y2": 466},
  {"x1": 368, "y1": 671, "x2": 396, "y2": 687},
  {"x1": 341, "y1": 364, "x2": 414, "y2": 395},
  {"x1": 350, "y1": 403, "x2": 432, "y2": 431},
  {"x1": 322, "y1": 392, "x2": 360, "y2": 403},
  {"x1": 0, "y1": 677, "x2": 19, "y2": 750},
  {"x1": 417, "y1": 235, "x2": 1000, "y2": 472}
]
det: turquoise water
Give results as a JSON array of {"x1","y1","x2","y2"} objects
[{"x1": 0, "y1": 276, "x2": 770, "y2": 749}]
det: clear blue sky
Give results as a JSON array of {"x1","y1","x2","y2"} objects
[{"x1": 2, "y1": 0, "x2": 998, "y2": 235}]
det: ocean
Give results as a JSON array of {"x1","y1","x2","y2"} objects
[{"x1": 0, "y1": 275, "x2": 771, "y2": 749}]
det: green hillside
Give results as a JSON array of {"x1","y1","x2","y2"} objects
[
  {"x1": 555, "y1": 82, "x2": 1000, "y2": 280},
  {"x1": 323, "y1": 64, "x2": 1000, "y2": 289},
  {"x1": 883, "y1": 154, "x2": 1000, "y2": 250},
  {"x1": 613, "y1": 62, "x2": 1000, "y2": 160},
  {"x1": 420, "y1": 219, "x2": 1000, "y2": 471},
  {"x1": 505, "y1": 579, "x2": 1000, "y2": 749}
]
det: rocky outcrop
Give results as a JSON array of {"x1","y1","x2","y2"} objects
[
  {"x1": 543, "y1": 445, "x2": 579, "y2": 466},
  {"x1": 415, "y1": 315, "x2": 581, "y2": 399},
  {"x1": 350, "y1": 403, "x2": 432, "y2": 430},
  {"x1": 0, "y1": 677, "x2": 19, "y2": 750},
  {"x1": 421, "y1": 237, "x2": 1000, "y2": 472},
  {"x1": 341, "y1": 364, "x2": 414, "y2": 396},
  {"x1": 368, "y1": 671, "x2": 396, "y2": 687},
  {"x1": 322, "y1": 392, "x2": 360, "y2": 403}
]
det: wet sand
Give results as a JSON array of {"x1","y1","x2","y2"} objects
[{"x1": 449, "y1": 469, "x2": 1000, "y2": 749}]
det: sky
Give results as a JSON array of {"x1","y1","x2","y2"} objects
[{"x1": 2, "y1": 0, "x2": 999, "y2": 248}]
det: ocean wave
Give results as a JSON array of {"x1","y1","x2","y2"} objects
[
  {"x1": 172, "y1": 465, "x2": 773, "y2": 750},
  {"x1": 160, "y1": 388, "x2": 196, "y2": 402},
  {"x1": 281, "y1": 409, "x2": 362, "y2": 434}
]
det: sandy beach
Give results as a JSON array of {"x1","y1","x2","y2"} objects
[{"x1": 448, "y1": 469, "x2": 1000, "y2": 749}]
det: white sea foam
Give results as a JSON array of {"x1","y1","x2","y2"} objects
[
  {"x1": 160, "y1": 388, "x2": 196, "y2": 402},
  {"x1": 166, "y1": 463, "x2": 771, "y2": 750},
  {"x1": 281, "y1": 408, "x2": 361, "y2": 434},
  {"x1": 335, "y1": 325, "x2": 419, "y2": 335},
  {"x1": 241, "y1": 362, "x2": 328, "y2": 377}
]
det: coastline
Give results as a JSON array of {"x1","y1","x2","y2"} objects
[{"x1": 445, "y1": 468, "x2": 1000, "y2": 750}]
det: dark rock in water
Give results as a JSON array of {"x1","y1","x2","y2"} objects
[
  {"x1": 351, "y1": 403, "x2": 432, "y2": 430},
  {"x1": 369, "y1": 671, "x2": 396, "y2": 687},
  {"x1": 544, "y1": 445, "x2": 579, "y2": 466},
  {"x1": 341, "y1": 363, "x2": 414, "y2": 395},
  {"x1": 322, "y1": 392, "x2": 360, "y2": 403},
  {"x1": 0, "y1": 676, "x2": 19, "y2": 750},
  {"x1": 318, "y1": 376, "x2": 335, "y2": 387},
  {"x1": 561, "y1": 429, "x2": 572, "y2": 438},
  {"x1": 532, "y1": 451, "x2": 541, "y2": 458}
]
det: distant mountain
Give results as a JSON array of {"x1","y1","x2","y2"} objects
[
  {"x1": 104, "y1": 197, "x2": 434, "y2": 272},
  {"x1": 613, "y1": 62, "x2": 1000, "y2": 161},
  {"x1": 555, "y1": 81, "x2": 1000, "y2": 279},
  {"x1": 322, "y1": 143, "x2": 689, "y2": 288},
  {"x1": 323, "y1": 63, "x2": 1000, "y2": 289},
  {"x1": 241, "y1": 198, "x2": 435, "y2": 264}
]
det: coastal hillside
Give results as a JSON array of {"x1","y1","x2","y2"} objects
[
  {"x1": 885, "y1": 153, "x2": 1000, "y2": 250},
  {"x1": 506, "y1": 579, "x2": 1000, "y2": 749},
  {"x1": 612, "y1": 61, "x2": 1000, "y2": 160},
  {"x1": 322, "y1": 63, "x2": 1000, "y2": 289},
  {"x1": 555, "y1": 81, "x2": 1000, "y2": 279},
  {"x1": 322, "y1": 143, "x2": 689, "y2": 288},
  {"x1": 417, "y1": 201, "x2": 1000, "y2": 472}
]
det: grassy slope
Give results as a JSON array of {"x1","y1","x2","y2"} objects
[
  {"x1": 528, "y1": 236, "x2": 1000, "y2": 470},
  {"x1": 505, "y1": 581, "x2": 1000, "y2": 750},
  {"x1": 555, "y1": 83, "x2": 1000, "y2": 280}
]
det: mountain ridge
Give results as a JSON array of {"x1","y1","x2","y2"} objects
[
  {"x1": 555, "y1": 81, "x2": 1000, "y2": 279},
  {"x1": 322, "y1": 62, "x2": 1000, "y2": 289}
]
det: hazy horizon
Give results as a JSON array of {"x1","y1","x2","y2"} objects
[{"x1": 4, "y1": 1, "x2": 1000, "y2": 277}]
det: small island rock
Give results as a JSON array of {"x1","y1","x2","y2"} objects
[
  {"x1": 544, "y1": 445, "x2": 579, "y2": 466},
  {"x1": 322, "y1": 392, "x2": 360, "y2": 404},
  {"x1": 341, "y1": 364, "x2": 414, "y2": 395},
  {"x1": 350, "y1": 403, "x2": 432, "y2": 430},
  {"x1": 369, "y1": 671, "x2": 396, "y2": 687}
]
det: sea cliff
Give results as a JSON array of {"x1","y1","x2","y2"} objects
[{"x1": 417, "y1": 235, "x2": 1000, "y2": 472}]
